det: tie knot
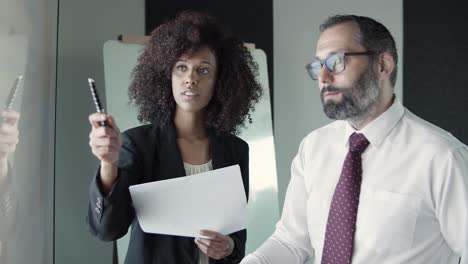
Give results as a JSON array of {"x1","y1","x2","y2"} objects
[{"x1": 349, "y1": 133, "x2": 369, "y2": 154}]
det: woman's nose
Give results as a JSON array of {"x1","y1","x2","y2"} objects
[
  {"x1": 185, "y1": 79, "x2": 198, "y2": 85},
  {"x1": 185, "y1": 71, "x2": 199, "y2": 85}
]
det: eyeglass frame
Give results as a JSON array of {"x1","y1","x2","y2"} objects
[{"x1": 305, "y1": 51, "x2": 376, "y2": 80}]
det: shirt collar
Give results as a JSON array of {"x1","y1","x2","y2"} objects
[{"x1": 343, "y1": 96, "x2": 405, "y2": 148}]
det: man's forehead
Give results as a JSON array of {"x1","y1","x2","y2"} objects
[{"x1": 315, "y1": 22, "x2": 361, "y2": 57}]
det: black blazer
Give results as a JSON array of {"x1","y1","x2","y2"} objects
[{"x1": 86, "y1": 123, "x2": 249, "y2": 264}]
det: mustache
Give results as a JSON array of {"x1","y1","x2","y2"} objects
[{"x1": 321, "y1": 86, "x2": 343, "y2": 95}]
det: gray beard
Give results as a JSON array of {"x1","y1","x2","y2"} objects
[{"x1": 321, "y1": 66, "x2": 379, "y2": 121}]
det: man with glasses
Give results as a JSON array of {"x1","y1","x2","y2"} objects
[{"x1": 241, "y1": 14, "x2": 468, "y2": 264}]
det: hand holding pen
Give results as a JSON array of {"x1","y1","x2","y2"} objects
[
  {"x1": 88, "y1": 112, "x2": 121, "y2": 162},
  {"x1": 87, "y1": 78, "x2": 121, "y2": 192}
]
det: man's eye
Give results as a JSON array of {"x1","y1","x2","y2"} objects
[
  {"x1": 335, "y1": 57, "x2": 344, "y2": 65},
  {"x1": 331, "y1": 57, "x2": 344, "y2": 71}
]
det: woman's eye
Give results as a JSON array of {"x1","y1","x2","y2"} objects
[
  {"x1": 199, "y1": 68, "x2": 209, "y2": 74},
  {"x1": 176, "y1": 65, "x2": 187, "y2": 71}
]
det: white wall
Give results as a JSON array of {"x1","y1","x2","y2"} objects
[
  {"x1": 273, "y1": 0, "x2": 403, "y2": 209},
  {"x1": 55, "y1": 0, "x2": 144, "y2": 263}
]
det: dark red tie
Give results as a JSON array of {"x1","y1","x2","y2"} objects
[{"x1": 321, "y1": 133, "x2": 369, "y2": 264}]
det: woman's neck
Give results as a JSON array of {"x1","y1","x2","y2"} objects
[{"x1": 174, "y1": 109, "x2": 207, "y2": 141}]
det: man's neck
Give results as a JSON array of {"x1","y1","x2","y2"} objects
[{"x1": 348, "y1": 94, "x2": 395, "y2": 130}]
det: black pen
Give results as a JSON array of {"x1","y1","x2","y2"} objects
[
  {"x1": 4, "y1": 75, "x2": 23, "y2": 110},
  {"x1": 2, "y1": 75, "x2": 23, "y2": 123},
  {"x1": 88, "y1": 78, "x2": 108, "y2": 126}
]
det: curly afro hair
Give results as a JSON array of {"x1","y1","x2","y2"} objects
[{"x1": 128, "y1": 10, "x2": 263, "y2": 135}]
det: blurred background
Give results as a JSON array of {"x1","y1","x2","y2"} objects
[{"x1": 0, "y1": 0, "x2": 466, "y2": 263}]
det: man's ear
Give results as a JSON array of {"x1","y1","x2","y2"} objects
[{"x1": 375, "y1": 51, "x2": 395, "y2": 81}]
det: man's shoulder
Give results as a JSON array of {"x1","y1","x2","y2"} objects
[{"x1": 401, "y1": 109, "x2": 465, "y2": 150}]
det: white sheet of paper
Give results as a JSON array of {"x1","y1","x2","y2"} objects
[{"x1": 128, "y1": 165, "x2": 247, "y2": 238}]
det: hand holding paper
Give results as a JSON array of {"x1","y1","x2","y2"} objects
[{"x1": 195, "y1": 229, "x2": 235, "y2": 260}]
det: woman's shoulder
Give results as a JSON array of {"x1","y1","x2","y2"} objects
[
  {"x1": 122, "y1": 124, "x2": 157, "y2": 137},
  {"x1": 215, "y1": 132, "x2": 249, "y2": 150},
  {"x1": 120, "y1": 124, "x2": 161, "y2": 146}
]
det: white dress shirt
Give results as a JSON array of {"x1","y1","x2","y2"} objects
[{"x1": 242, "y1": 98, "x2": 468, "y2": 264}]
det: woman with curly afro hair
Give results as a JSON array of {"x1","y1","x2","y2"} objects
[{"x1": 87, "y1": 10, "x2": 262, "y2": 264}]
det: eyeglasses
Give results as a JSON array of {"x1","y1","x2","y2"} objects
[{"x1": 305, "y1": 51, "x2": 375, "y2": 80}]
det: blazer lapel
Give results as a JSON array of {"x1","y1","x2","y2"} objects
[
  {"x1": 156, "y1": 126, "x2": 230, "y2": 180},
  {"x1": 157, "y1": 123, "x2": 186, "y2": 180},
  {"x1": 209, "y1": 130, "x2": 227, "y2": 170}
]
